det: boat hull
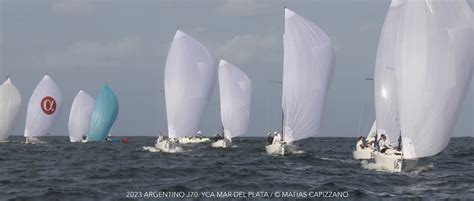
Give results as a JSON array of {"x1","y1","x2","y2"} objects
[
  {"x1": 155, "y1": 140, "x2": 184, "y2": 153},
  {"x1": 265, "y1": 143, "x2": 298, "y2": 156},
  {"x1": 374, "y1": 152, "x2": 417, "y2": 172},
  {"x1": 24, "y1": 137, "x2": 46, "y2": 144},
  {"x1": 211, "y1": 139, "x2": 232, "y2": 148},
  {"x1": 178, "y1": 137, "x2": 211, "y2": 144},
  {"x1": 352, "y1": 149, "x2": 375, "y2": 160}
]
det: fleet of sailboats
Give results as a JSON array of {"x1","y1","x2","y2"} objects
[
  {"x1": 266, "y1": 8, "x2": 335, "y2": 156},
  {"x1": 0, "y1": 2, "x2": 472, "y2": 173}
]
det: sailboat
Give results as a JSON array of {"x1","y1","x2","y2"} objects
[
  {"x1": 68, "y1": 90, "x2": 95, "y2": 142},
  {"x1": 212, "y1": 60, "x2": 252, "y2": 148},
  {"x1": 352, "y1": 120, "x2": 377, "y2": 159},
  {"x1": 155, "y1": 30, "x2": 216, "y2": 152},
  {"x1": 24, "y1": 75, "x2": 63, "y2": 144},
  {"x1": 374, "y1": 0, "x2": 474, "y2": 172},
  {"x1": 86, "y1": 85, "x2": 119, "y2": 142},
  {"x1": 266, "y1": 8, "x2": 335, "y2": 156},
  {"x1": 0, "y1": 78, "x2": 22, "y2": 142}
]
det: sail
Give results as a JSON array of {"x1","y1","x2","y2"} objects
[
  {"x1": 87, "y1": 85, "x2": 119, "y2": 141},
  {"x1": 218, "y1": 60, "x2": 252, "y2": 140},
  {"x1": 366, "y1": 120, "x2": 376, "y2": 140},
  {"x1": 394, "y1": 0, "x2": 473, "y2": 159},
  {"x1": 24, "y1": 75, "x2": 63, "y2": 137},
  {"x1": 282, "y1": 8, "x2": 335, "y2": 143},
  {"x1": 164, "y1": 30, "x2": 216, "y2": 139},
  {"x1": 374, "y1": 0, "x2": 403, "y2": 146},
  {"x1": 68, "y1": 90, "x2": 95, "y2": 142},
  {"x1": 0, "y1": 79, "x2": 21, "y2": 141}
]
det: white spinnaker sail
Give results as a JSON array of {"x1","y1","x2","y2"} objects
[
  {"x1": 68, "y1": 90, "x2": 94, "y2": 142},
  {"x1": 164, "y1": 30, "x2": 216, "y2": 139},
  {"x1": 0, "y1": 79, "x2": 22, "y2": 141},
  {"x1": 366, "y1": 121, "x2": 376, "y2": 140},
  {"x1": 394, "y1": 0, "x2": 473, "y2": 159},
  {"x1": 24, "y1": 75, "x2": 63, "y2": 137},
  {"x1": 218, "y1": 60, "x2": 252, "y2": 140},
  {"x1": 282, "y1": 8, "x2": 335, "y2": 143},
  {"x1": 374, "y1": 0, "x2": 403, "y2": 146}
]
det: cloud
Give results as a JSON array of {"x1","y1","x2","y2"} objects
[
  {"x1": 212, "y1": 33, "x2": 279, "y2": 64},
  {"x1": 51, "y1": 0, "x2": 95, "y2": 15},
  {"x1": 46, "y1": 37, "x2": 144, "y2": 68},
  {"x1": 216, "y1": 0, "x2": 274, "y2": 16}
]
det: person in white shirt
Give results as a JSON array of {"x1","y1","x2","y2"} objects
[
  {"x1": 378, "y1": 134, "x2": 393, "y2": 153},
  {"x1": 356, "y1": 136, "x2": 367, "y2": 151},
  {"x1": 272, "y1": 132, "x2": 281, "y2": 144}
]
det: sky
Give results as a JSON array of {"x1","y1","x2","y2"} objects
[{"x1": 0, "y1": 0, "x2": 473, "y2": 137}]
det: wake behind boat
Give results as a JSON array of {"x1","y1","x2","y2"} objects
[{"x1": 265, "y1": 8, "x2": 335, "y2": 156}]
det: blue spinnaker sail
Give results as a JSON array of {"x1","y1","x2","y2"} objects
[{"x1": 87, "y1": 85, "x2": 119, "y2": 141}]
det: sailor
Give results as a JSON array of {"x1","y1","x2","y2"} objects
[
  {"x1": 378, "y1": 134, "x2": 393, "y2": 153},
  {"x1": 106, "y1": 133, "x2": 112, "y2": 142},
  {"x1": 267, "y1": 132, "x2": 274, "y2": 145},
  {"x1": 214, "y1": 134, "x2": 221, "y2": 142},
  {"x1": 157, "y1": 131, "x2": 164, "y2": 143},
  {"x1": 356, "y1": 136, "x2": 367, "y2": 151},
  {"x1": 272, "y1": 132, "x2": 281, "y2": 144}
]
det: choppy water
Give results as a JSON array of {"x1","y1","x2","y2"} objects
[{"x1": 1, "y1": 136, "x2": 473, "y2": 200}]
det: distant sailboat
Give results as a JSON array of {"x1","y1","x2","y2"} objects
[
  {"x1": 68, "y1": 90, "x2": 95, "y2": 142},
  {"x1": 86, "y1": 85, "x2": 119, "y2": 142},
  {"x1": 155, "y1": 30, "x2": 216, "y2": 153},
  {"x1": 212, "y1": 60, "x2": 252, "y2": 148},
  {"x1": 374, "y1": 0, "x2": 474, "y2": 172},
  {"x1": 24, "y1": 75, "x2": 63, "y2": 144},
  {"x1": 266, "y1": 8, "x2": 335, "y2": 155},
  {"x1": 0, "y1": 78, "x2": 22, "y2": 142}
]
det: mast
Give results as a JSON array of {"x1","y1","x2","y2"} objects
[{"x1": 281, "y1": 6, "x2": 286, "y2": 142}]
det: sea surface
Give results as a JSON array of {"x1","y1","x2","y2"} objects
[{"x1": 1, "y1": 136, "x2": 473, "y2": 200}]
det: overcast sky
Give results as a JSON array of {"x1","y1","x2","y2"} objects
[{"x1": 0, "y1": 0, "x2": 473, "y2": 137}]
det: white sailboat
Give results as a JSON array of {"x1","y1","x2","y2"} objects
[
  {"x1": 352, "y1": 120, "x2": 377, "y2": 159},
  {"x1": 374, "y1": 0, "x2": 474, "y2": 172},
  {"x1": 0, "y1": 78, "x2": 22, "y2": 142},
  {"x1": 68, "y1": 90, "x2": 94, "y2": 143},
  {"x1": 212, "y1": 60, "x2": 252, "y2": 148},
  {"x1": 155, "y1": 30, "x2": 216, "y2": 152},
  {"x1": 266, "y1": 8, "x2": 335, "y2": 156},
  {"x1": 24, "y1": 75, "x2": 63, "y2": 144}
]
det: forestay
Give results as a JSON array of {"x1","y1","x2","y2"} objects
[
  {"x1": 282, "y1": 8, "x2": 335, "y2": 143},
  {"x1": 164, "y1": 30, "x2": 216, "y2": 139},
  {"x1": 0, "y1": 79, "x2": 22, "y2": 141},
  {"x1": 394, "y1": 0, "x2": 473, "y2": 159},
  {"x1": 87, "y1": 85, "x2": 119, "y2": 141},
  {"x1": 218, "y1": 60, "x2": 252, "y2": 140},
  {"x1": 68, "y1": 90, "x2": 95, "y2": 142},
  {"x1": 374, "y1": 0, "x2": 402, "y2": 146},
  {"x1": 24, "y1": 75, "x2": 63, "y2": 137}
]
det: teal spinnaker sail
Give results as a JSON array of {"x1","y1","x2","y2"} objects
[{"x1": 87, "y1": 85, "x2": 119, "y2": 141}]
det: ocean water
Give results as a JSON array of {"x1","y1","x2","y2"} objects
[{"x1": 1, "y1": 136, "x2": 473, "y2": 200}]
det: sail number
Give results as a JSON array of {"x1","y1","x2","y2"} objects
[
  {"x1": 41, "y1": 96, "x2": 57, "y2": 115},
  {"x1": 393, "y1": 160, "x2": 401, "y2": 171}
]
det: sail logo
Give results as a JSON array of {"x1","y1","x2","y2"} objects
[{"x1": 41, "y1": 96, "x2": 56, "y2": 115}]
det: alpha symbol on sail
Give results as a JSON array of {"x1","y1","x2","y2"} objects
[{"x1": 41, "y1": 96, "x2": 56, "y2": 115}]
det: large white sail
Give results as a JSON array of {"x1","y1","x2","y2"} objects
[
  {"x1": 374, "y1": 0, "x2": 403, "y2": 146},
  {"x1": 68, "y1": 90, "x2": 94, "y2": 142},
  {"x1": 0, "y1": 78, "x2": 22, "y2": 141},
  {"x1": 218, "y1": 60, "x2": 252, "y2": 140},
  {"x1": 24, "y1": 75, "x2": 63, "y2": 137},
  {"x1": 394, "y1": 0, "x2": 473, "y2": 159},
  {"x1": 164, "y1": 30, "x2": 216, "y2": 139},
  {"x1": 282, "y1": 8, "x2": 335, "y2": 143}
]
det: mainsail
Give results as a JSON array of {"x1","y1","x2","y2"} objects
[
  {"x1": 0, "y1": 78, "x2": 22, "y2": 141},
  {"x1": 164, "y1": 30, "x2": 216, "y2": 139},
  {"x1": 24, "y1": 75, "x2": 63, "y2": 137},
  {"x1": 374, "y1": 0, "x2": 403, "y2": 146},
  {"x1": 68, "y1": 90, "x2": 95, "y2": 142},
  {"x1": 394, "y1": 0, "x2": 473, "y2": 159},
  {"x1": 282, "y1": 8, "x2": 335, "y2": 143},
  {"x1": 218, "y1": 60, "x2": 252, "y2": 140},
  {"x1": 87, "y1": 85, "x2": 119, "y2": 141}
]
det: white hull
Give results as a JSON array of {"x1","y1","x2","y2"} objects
[
  {"x1": 374, "y1": 152, "x2": 417, "y2": 172},
  {"x1": 352, "y1": 149, "x2": 375, "y2": 160},
  {"x1": 24, "y1": 137, "x2": 46, "y2": 144},
  {"x1": 155, "y1": 140, "x2": 184, "y2": 153},
  {"x1": 211, "y1": 139, "x2": 232, "y2": 148},
  {"x1": 265, "y1": 143, "x2": 298, "y2": 156},
  {"x1": 178, "y1": 137, "x2": 210, "y2": 144}
]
